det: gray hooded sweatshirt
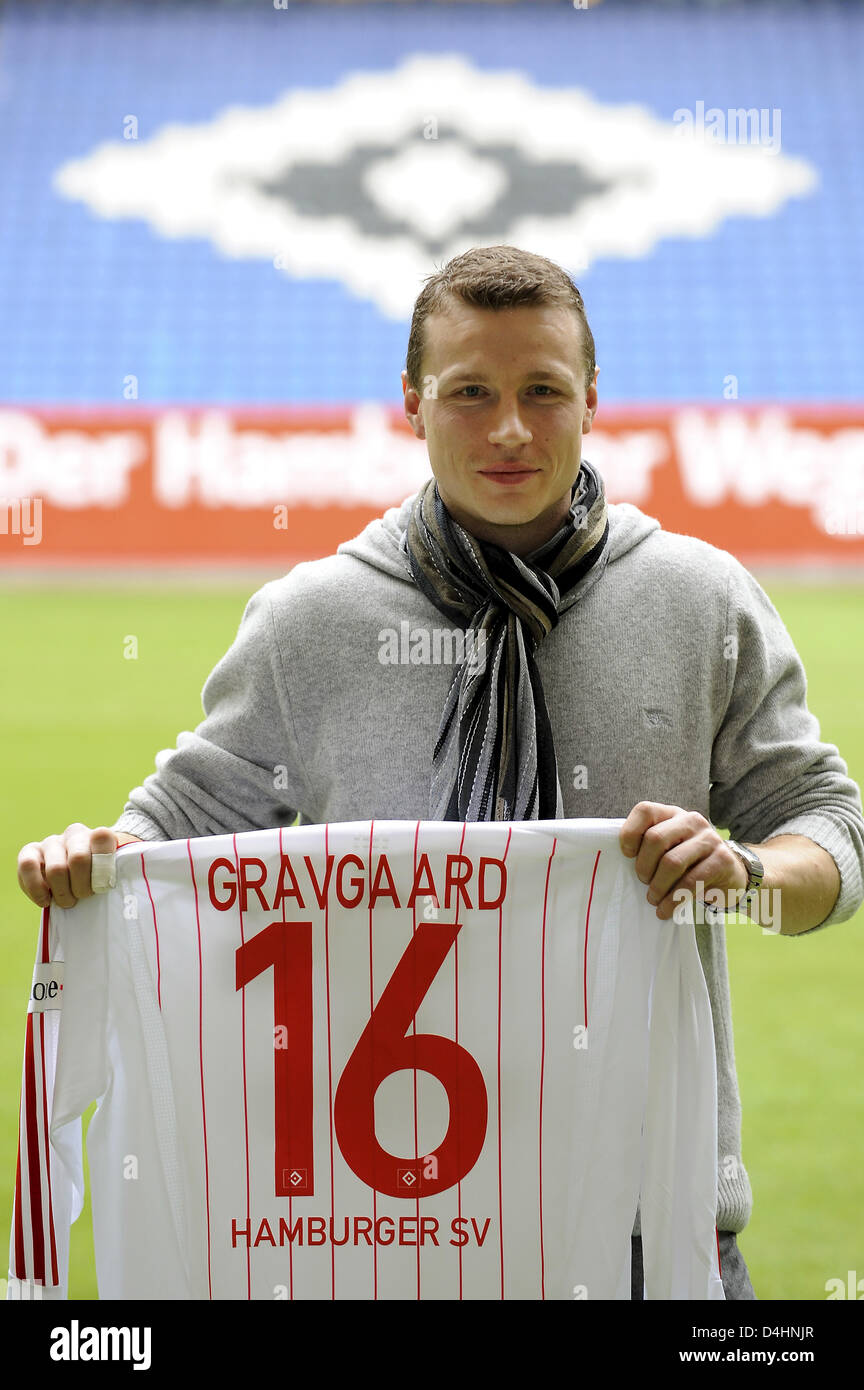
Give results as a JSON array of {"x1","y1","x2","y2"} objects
[{"x1": 115, "y1": 494, "x2": 864, "y2": 1237}]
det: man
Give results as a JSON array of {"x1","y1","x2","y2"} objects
[{"x1": 18, "y1": 245, "x2": 864, "y2": 1300}]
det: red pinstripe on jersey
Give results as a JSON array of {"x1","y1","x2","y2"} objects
[
  {"x1": 584, "y1": 851, "x2": 601, "y2": 1028},
  {"x1": 39, "y1": 1009, "x2": 59, "y2": 1286},
  {"x1": 324, "y1": 822, "x2": 333, "y2": 1302},
  {"x1": 366, "y1": 820, "x2": 378, "y2": 1300},
  {"x1": 232, "y1": 831, "x2": 253, "y2": 1301},
  {"x1": 495, "y1": 825, "x2": 513, "y2": 1300},
  {"x1": 11, "y1": 907, "x2": 59, "y2": 1289},
  {"x1": 411, "y1": 819, "x2": 422, "y2": 1300},
  {"x1": 187, "y1": 840, "x2": 213, "y2": 1300},
  {"x1": 454, "y1": 820, "x2": 468, "y2": 1300},
  {"x1": 537, "y1": 834, "x2": 559, "y2": 1300},
  {"x1": 141, "y1": 856, "x2": 162, "y2": 1010},
  {"x1": 21, "y1": 1016, "x2": 43, "y2": 1279}
]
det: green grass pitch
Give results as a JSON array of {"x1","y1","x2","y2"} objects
[{"x1": 0, "y1": 579, "x2": 861, "y2": 1301}]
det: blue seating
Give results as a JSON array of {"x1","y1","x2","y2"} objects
[{"x1": 0, "y1": 0, "x2": 859, "y2": 403}]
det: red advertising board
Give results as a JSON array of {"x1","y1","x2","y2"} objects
[{"x1": 1, "y1": 404, "x2": 863, "y2": 569}]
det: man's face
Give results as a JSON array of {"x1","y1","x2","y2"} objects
[{"x1": 402, "y1": 299, "x2": 598, "y2": 555}]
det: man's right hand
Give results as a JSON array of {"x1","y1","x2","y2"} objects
[{"x1": 17, "y1": 824, "x2": 143, "y2": 909}]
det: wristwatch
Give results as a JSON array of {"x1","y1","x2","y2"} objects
[{"x1": 726, "y1": 840, "x2": 764, "y2": 912}]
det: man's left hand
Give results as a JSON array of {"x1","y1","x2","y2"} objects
[{"x1": 619, "y1": 802, "x2": 748, "y2": 920}]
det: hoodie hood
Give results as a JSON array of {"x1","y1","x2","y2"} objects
[{"x1": 337, "y1": 479, "x2": 662, "y2": 583}]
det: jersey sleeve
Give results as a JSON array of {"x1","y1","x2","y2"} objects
[
  {"x1": 7, "y1": 902, "x2": 108, "y2": 1301},
  {"x1": 114, "y1": 584, "x2": 311, "y2": 842}
]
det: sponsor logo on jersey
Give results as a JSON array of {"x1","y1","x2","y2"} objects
[{"x1": 28, "y1": 963, "x2": 64, "y2": 1013}]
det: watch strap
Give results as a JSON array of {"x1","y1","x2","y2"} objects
[{"x1": 727, "y1": 840, "x2": 764, "y2": 911}]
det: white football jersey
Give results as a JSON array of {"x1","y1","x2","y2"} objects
[{"x1": 8, "y1": 819, "x2": 724, "y2": 1300}]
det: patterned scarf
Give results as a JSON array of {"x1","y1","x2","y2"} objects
[{"x1": 401, "y1": 461, "x2": 610, "y2": 821}]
